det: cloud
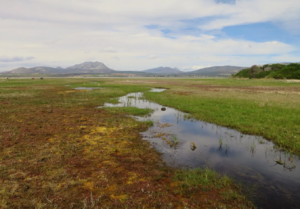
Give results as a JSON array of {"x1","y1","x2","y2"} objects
[
  {"x1": 215, "y1": 0, "x2": 236, "y2": 4},
  {"x1": 100, "y1": 47, "x2": 117, "y2": 53},
  {"x1": 199, "y1": 0, "x2": 300, "y2": 31},
  {"x1": 110, "y1": 56, "x2": 120, "y2": 61},
  {"x1": 1, "y1": 0, "x2": 299, "y2": 31},
  {"x1": 0, "y1": 56, "x2": 35, "y2": 62},
  {"x1": 0, "y1": 0, "x2": 299, "y2": 72},
  {"x1": 148, "y1": 55, "x2": 159, "y2": 59},
  {"x1": 181, "y1": 65, "x2": 212, "y2": 71}
]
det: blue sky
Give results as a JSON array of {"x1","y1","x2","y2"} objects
[{"x1": 0, "y1": 0, "x2": 299, "y2": 71}]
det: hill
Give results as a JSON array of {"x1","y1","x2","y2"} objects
[
  {"x1": 1, "y1": 63, "x2": 248, "y2": 77},
  {"x1": 184, "y1": 66, "x2": 246, "y2": 77},
  {"x1": 65, "y1": 62, "x2": 114, "y2": 73},
  {"x1": 1, "y1": 62, "x2": 114, "y2": 75},
  {"x1": 143, "y1": 67, "x2": 182, "y2": 74}
]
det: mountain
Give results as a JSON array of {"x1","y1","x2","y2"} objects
[
  {"x1": 1, "y1": 62, "x2": 247, "y2": 77},
  {"x1": 65, "y1": 62, "x2": 114, "y2": 73},
  {"x1": 143, "y1": 67, "x2": 182, "y2": 74},
  {"x1": 1, "y1": 66, "x2": 64, "y2": 74},
  {"x1": 1, "y1": 62, "x2": 115, "y2": 74},
  {"x1": 185, "y1": 66, "x2": 246, "y2": 77}
]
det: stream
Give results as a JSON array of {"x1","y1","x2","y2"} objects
[{"x1": 103, "y1": 88, "x2": 300, "y2": 209}]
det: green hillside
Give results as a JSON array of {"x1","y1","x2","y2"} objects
[{"x1": 234, "y1": 63, "x2": 300, "y2": 79}]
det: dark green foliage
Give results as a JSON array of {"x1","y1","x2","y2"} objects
[
  {"x1": 255, "y1": 71, "x2": 271, "y2": 78},
  {"x1": 235, "y1": 63, "x2": 300, "y2": 79},
  {"x1": 271, "y1": 63, "x2": 285, "y2": 71},
  {"x1": 234, "y1": 68, "x2": 251, "y2": 78},
  {"x1": 291, "y1": 70, "x2": 300, "y2": 79},
  {"x1": 272, "y1": 73, "x2": 284, "y2": 79}
]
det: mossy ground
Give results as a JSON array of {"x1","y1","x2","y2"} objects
[{"x1": 0, "y1": 78, "x2": 254, "y2": 208}]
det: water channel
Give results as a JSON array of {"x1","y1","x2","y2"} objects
[{"x1": 103, "y1": 88, "x2": 300, "y2": 209}]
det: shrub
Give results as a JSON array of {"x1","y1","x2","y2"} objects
[
  {"x1": 273, "y1": 73, "x2": 284, "y2": 79},
  {"x1": 234, "y1": 68, "x2": 251, "y2": 78},
  {"x1": 235, "y1": 63, "x2": 300, "y2": 79}
]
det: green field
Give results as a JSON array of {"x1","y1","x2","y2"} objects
[
  {"x1": 123, "y1": 78, "x2": 300, "y2": 155},
  {"x1": 3, "y1": 77, "x2": 300, "y2": 208}
]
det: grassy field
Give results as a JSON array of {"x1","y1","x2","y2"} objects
[
  {"x1": 115, "y1": 78, "x2": 300, "y2": 155},
  {"x1": 0, "y1": 78, "x2": 254, "y2": 208}
]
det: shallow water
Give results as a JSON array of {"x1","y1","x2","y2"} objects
[{"x1": 103, "y1": 89, "x2": 300, "y2": 209}]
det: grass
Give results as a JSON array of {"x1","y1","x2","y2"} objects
[
  {"x1": 128, "y1": 78, "x2": 300, "y2": 155},
  {"x1": 172, "y1": 135, "x2": 179, "y2": 144},
  {"x1": 219, "y1": 138, "x2": 223, "y2": 148},
  {"x1": 0, "y1": 78, "x2": 254, "y2": 208},
  {"x1": 103, "y1": 107, "x2": 154, "y2": 116},
  {"x1": 173, "y1": 168, "x2": 232, "y2": 190},
  {"x1": 173, "y1": 168, "x2": 253, "y2": 208}
]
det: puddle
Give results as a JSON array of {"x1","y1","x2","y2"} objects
[
  {"x1": 103, "y1": 89, "x2": 300, "y2": 209},
  {"x1": 149, "y1": 88, "x2": 166, "y2": 92}
]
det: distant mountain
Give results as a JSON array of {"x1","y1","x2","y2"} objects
[
  {"x1": 143, "y1": 67, "x2": 182, "y2": 74},
  {"x1": 65, "y1": 62, "x2": 114, "y2": 73},
  {"x1": 1, "y1": 62, "x2": 115, "y2": 74},
  {"x1": 185, "y1": 66, "x2": 246, "y2": 76},
  {"x1": 1, "y1": 66, "x2": 64, "y2": 74}
]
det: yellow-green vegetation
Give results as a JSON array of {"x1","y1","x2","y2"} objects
[
  {"x1": 119, "y1": 78, "x2": 300, "y2": 155},
  {"x1": 0, "y1": 78, "x2": 254, "y2": 208}
]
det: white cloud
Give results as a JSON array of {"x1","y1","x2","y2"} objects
[
  {"x1": 181, "y1": 65, "x2": 212, "y2": 71},
  {"x1": 148, "y1": 55, "x2": 159, "y2": 59},
  {"x1": 0, "y1": 0, "x2": 299, "y2": 72},
  {"x1": 269, "y1": 54, "x2": 300, "y2": 63},
  {"x1": 100, "y1": 47, "x2": 117, "y2": 53},
  {"x1": 0, "y1": 56, "x2": 35, "y2": 62}
]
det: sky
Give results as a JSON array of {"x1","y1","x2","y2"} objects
[{"x1": 0, "y1": 0, "x2": 300, "y2": 72}]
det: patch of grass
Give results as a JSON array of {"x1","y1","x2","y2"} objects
[
  {"x1": 172, "y1": 135, "x2": 178, "y2": 144},
  {"x1": 108, "y1": 97, "x2": 120, "y2": 104},
  {"x1": 173, "y1": 168, "x2": 232, "y2": 190},
  {"x1": 103, "y1": 106, "x2": 154, "y2": 116},
  {"x1": 172, "y1": 168, "x2": 254, "y2": 207}
]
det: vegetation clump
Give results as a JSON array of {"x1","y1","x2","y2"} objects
[{"x1": 234, "y1": 63, "x2": 300, "y2": 79}]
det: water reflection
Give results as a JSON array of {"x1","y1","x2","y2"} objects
[{"x1": 102, "y1": 89, "x2": 300, "y2": 209}]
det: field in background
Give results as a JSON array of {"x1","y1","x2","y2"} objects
[{"x1": 0, "y1": 78, "x2": 254, "y2": 208}]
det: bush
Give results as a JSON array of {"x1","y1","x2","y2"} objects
[
  {"x1": 235, "y1": 63, "x2": 300, "y2": 79},
  {"x1": 234, "y1": 68, "x2": 251, "y2": 78},
  {"x1": 273, "y1": 73, "x2": 284, "y2": 79},
  {"x1": 255, "y1": 71, "x2": 271, "y2": 78}
]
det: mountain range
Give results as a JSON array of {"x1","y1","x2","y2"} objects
[
  {"x1": 2, "y1": 62, "x2": 114, "y2": 75},
  {"x1": 1, "y1": 61, "x2": 247, "y2": 77},
  {"x1": 182, "y1": 66, "x2": 245, "y2": 76},
  {"x1": 143, "y1": 67, "x2": 182, "y2": 74}
]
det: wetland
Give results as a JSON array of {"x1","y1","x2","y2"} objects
[
  {"x1": 1, "y1": 77, "x2": 300, "y2": 208},
  {"x1": 104, "y1": 89, "x2": 300, "y2": 208}
]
